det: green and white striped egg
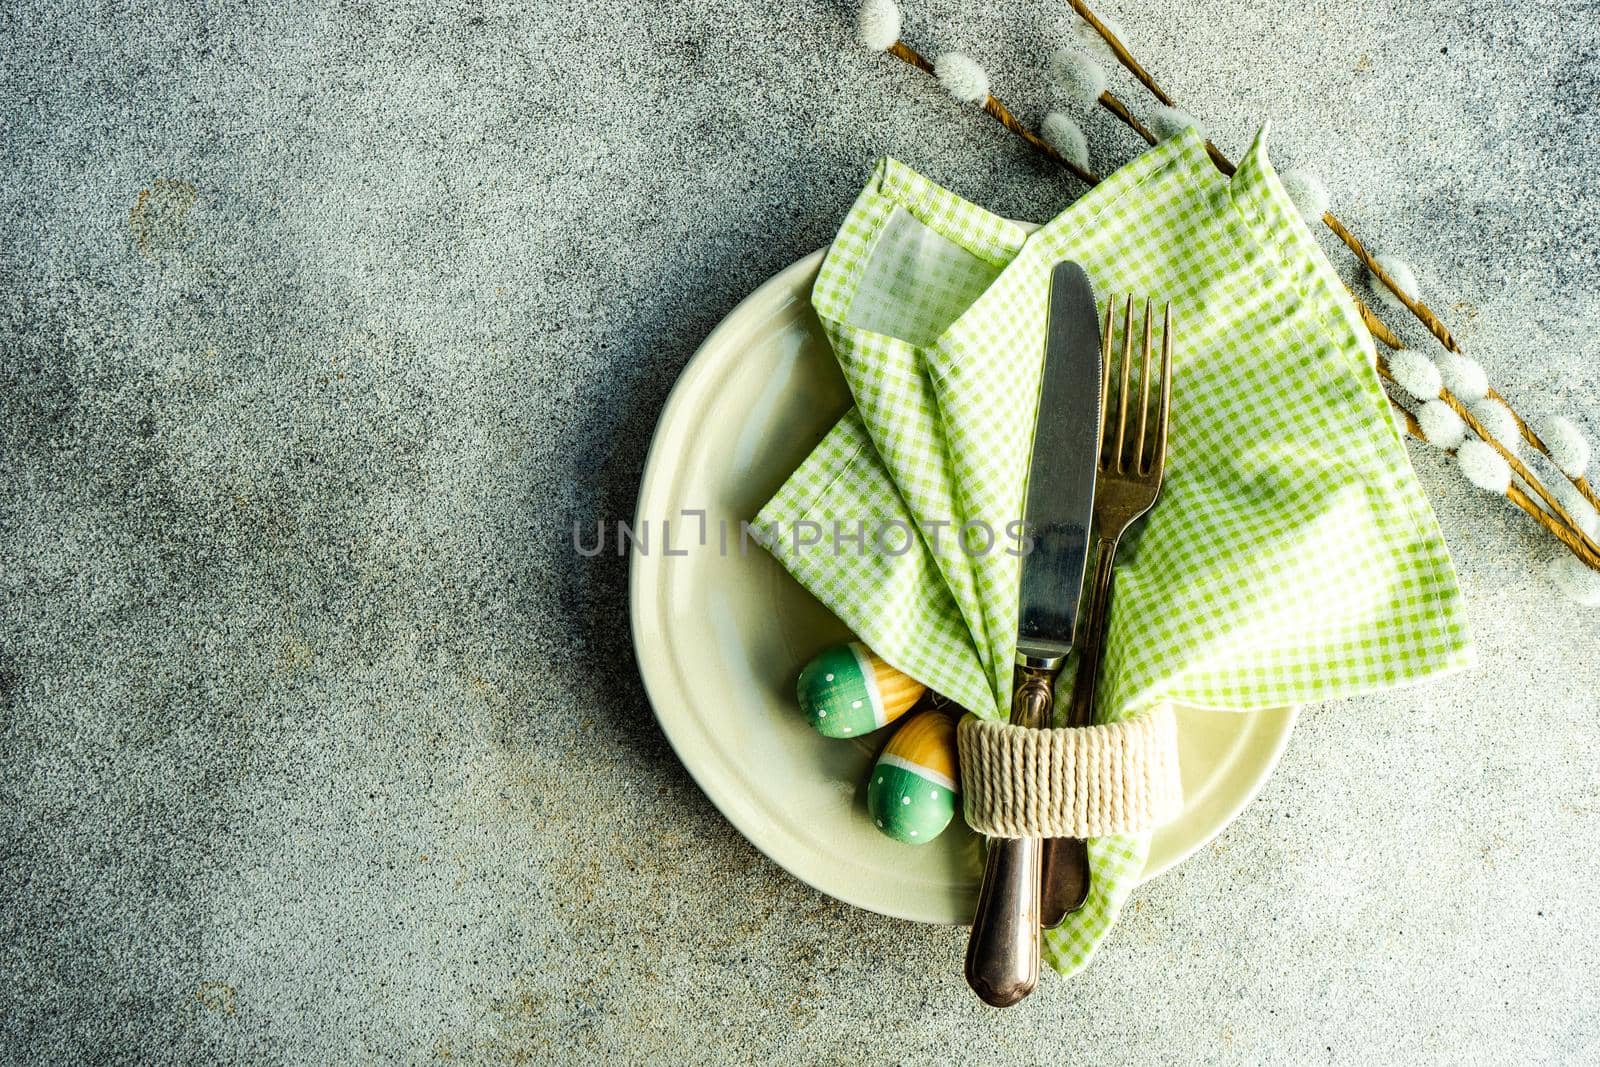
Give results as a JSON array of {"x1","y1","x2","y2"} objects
[
  {"x1": 795, "y1": 642, "x2": 924, "y2": 739},
  {"x1": 867, "y1": 710, "x2": 959, "y2": 844}
]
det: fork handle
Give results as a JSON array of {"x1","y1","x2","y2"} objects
[
  {"x1": 1066, "y1": 533, "x2": 1120, "y2": 729},
  {"x1": 1039, "y1": 533, "x2": 1121, "y2": 927}
]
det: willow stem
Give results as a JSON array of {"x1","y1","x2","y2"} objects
[
  {"x1": 1097, "y1": 92, "x2": 1156, "y2": 144},
  {"x1": 1068, "y1": 0, "x2": 1172, "y2": 106},
  {"x1": 1355, "y1": 298, "x2": 1405, "y2": 350},
  {"x1": 1320, "y1": 212, "x2": 1459, "y2": 352}
]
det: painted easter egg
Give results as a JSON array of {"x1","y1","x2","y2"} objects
[
  {"x1": 795, "y1": 642, "x2": 925, "y2": 739},
  {"x1": 867, "y1": 710, "x2": 959, "y2": 844}
]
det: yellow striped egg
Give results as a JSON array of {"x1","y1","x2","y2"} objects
[
  {"x1": 795, "y1": 642, "x2": 925, "y2": 738},
  {"x1": 867, "y1": 711, "x2": 959, "y2": 844}
]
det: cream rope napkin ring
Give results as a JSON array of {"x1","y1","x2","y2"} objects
[{"x1": 957, "y1": 704, "x2": 1183, "y2": 839}]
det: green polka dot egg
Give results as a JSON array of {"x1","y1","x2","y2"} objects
[
  {"x1": 867, "y1": 710, "x2": 959, "y2": 845},
  {"x1": 795, "y1": 642, "x2": 925, "y2": 739}
]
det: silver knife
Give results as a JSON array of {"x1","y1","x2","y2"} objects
[{"x1": 964, "y1": 260, "x2": 1102, "y2": 1007}]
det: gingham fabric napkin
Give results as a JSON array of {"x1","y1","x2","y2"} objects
[{"x1": 757, "y1": 126, "x2": 1473, "y2": 975}]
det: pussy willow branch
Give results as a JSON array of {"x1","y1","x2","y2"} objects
[
  {"x1": 1323, "y1": 213, "x2": 1597, "y2": 508},
  {"x1": 1377, "y1": 358, "x2": 1600, "y2": 561},
  {"x1": 887, "y1": 41, "x2": 1102, "y2": 185},
  {"x1": 1068, "y1": 0, "x2": 1600, "y2": 517},
  {"x1": 1389, "y1": 400, "x2": 1600, "y2": 569},
  {"x1": 1368, "y1": 313, "x2": 1600, "y2": 562}
]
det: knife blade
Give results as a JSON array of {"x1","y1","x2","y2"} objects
[
  {"x1": 964, "y1": 260, "x2": 1103, "y2": 1007},
  {"x1": 1016, "y1": 260, "x2": 1103, "y2": 670}
]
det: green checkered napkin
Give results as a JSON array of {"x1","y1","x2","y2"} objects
[{"x1": 757, "y1": 126, "x2": 1473, "y2": 975}]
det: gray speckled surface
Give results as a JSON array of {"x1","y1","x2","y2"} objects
[{"x1": 2, "y1": 1, "x2": 1598, "y2": 1062}]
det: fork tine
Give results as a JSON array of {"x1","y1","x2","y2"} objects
[
  {"x1": 1136, "y1": 298, "x2": 1153, "y2": 474},
  {"x1": 1115, "y1": 296, "x2": 1133, "y2": 473},
  {"x1": 1153, "y1": 302, "x2": 1175, "y2": 476}
]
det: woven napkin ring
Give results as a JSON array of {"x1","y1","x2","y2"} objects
[{"x1": 957, "y1": 704, "x2": 1183, "y2": 839}]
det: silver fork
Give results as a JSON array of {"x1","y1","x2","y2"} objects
[{"x1": 1039, "y1": 296, "x2": 1175, "y2": 928}]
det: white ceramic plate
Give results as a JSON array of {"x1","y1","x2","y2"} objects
[{"x1": 630, "y1": 249, "x2": 1298, "y2": 924}]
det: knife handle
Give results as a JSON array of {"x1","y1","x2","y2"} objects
[
  {"x1": 965, "y1": 837, "x2": 1042, "y2": 1007},
  {"x1": 965, "y1": 668, "x2": 1055, "y2": 1007}
]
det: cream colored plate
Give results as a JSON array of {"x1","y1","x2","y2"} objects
[{"x1": 630, "y1": 249, "x2": 1298, "y2": 924}]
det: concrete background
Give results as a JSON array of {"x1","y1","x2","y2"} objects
[{"x1": 3, "y1": 0, "x2": 1597, "y2": 1062}]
